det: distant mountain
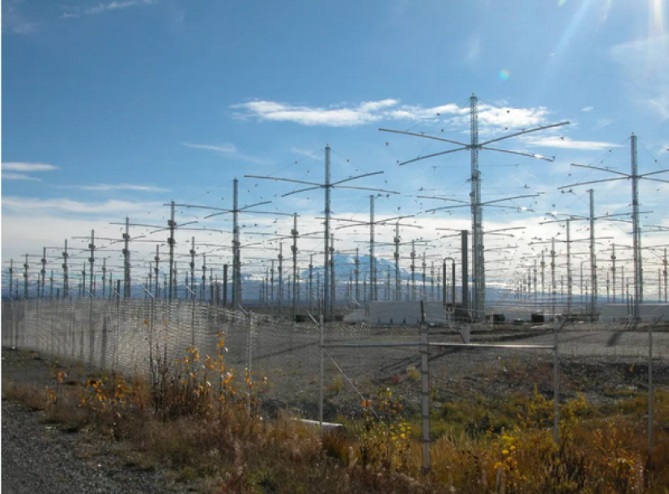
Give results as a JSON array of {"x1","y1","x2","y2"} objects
[{"x1": 299, "y1": 252, "x2": 434, "y2": 282}]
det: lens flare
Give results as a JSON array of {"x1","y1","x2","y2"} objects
[{"x1": 499, "y1": 69, "x2": 510, "y2": 81}]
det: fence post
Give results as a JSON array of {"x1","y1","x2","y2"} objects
[
  {"x1": 420, "y1": 301, "x2": 430, "y2": 473},
  {"x1": 553, "y1": 317, "x2": 563, "y2": 445},
  {"x1": 246, "y1": 311, "x2": 254, "y2": 414},
  {"x1": 648, "y1": 317, "x2": 657, "y2": 460},
  {"x1": 319, "y1": 314, "x2": 324, "y2": 432}
]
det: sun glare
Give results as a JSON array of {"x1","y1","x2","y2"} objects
[{"x1": 649, "y1": 0, "x2": 666, "y2": 37}]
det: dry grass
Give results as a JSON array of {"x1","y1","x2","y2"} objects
[{"x1": 4, "y1": 342, "x2": 669, "y2": 493}]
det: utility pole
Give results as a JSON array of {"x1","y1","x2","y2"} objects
[{"x1": 381, "y1": 94, "x2": 568, "y2": 320}]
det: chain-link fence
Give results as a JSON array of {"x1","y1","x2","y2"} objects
[
  {"x1": 3, "y1": 299, "x2": 667, "y2": 425},
  {"x1": 1, "y1": 299, "x2": 425, "y2": 418}
]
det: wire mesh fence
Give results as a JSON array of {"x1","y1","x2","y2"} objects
[{"x1": 2, "y1": 298, "x2": 667, "y2": 425}]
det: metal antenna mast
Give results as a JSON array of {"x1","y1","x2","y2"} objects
[
  {"x1": 8, "y1": 259, "x2": 14, "y2": 299},
  {"x1": 63, "y1": 240, "x2": 69, "y2": 298},
  {"x1": 376, "y1": 221, "x2": 423, "y2": 301},
  {"x1": 560, "y1": 133, "x2": 669, "y2": 318},
  {"x1": 381, "y1": 94, "x2": 568, "y2": 320},
  {"x1": 291, "y1": 213, "x2": 299, "y2": 321},
  {"x1": 331, "y1": 199, "x2": 410, "y2": 304},
  {"x1": 168, "y1": 201, "x2": 176, "y2": 300},
  {"x1": 246, "y1": 145, "x2": 394, "y2": 320},
  {"x1": 23, "y1": 254, "x2": 29, "y2": 299},
  {"x1": 177, "y1": 179, "x2": 289, "y2": 309},
  {"x1": 123, "y1": 217, "x2": 131, "y2": 297}
]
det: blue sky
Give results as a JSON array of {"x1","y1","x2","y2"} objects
[{"x1": 2, "y1": 0, "x2": 669, "y2": 298}]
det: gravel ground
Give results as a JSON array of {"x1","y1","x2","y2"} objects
[{"x1": 1, "y1": 348, "x2": 197, "y2": 494}]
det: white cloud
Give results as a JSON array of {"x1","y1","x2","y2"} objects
[
  {"x1": 524, "y1": 136, "x2": 622, "y2": 151},
  {"x1": 478, "y1": 104, "x2": 549, "y2": 129},
  {"x1": 231, "y1": 100, "x2": 387, "y2": 127},
  {"x1": 1, "y1": 173, "x2": 41, "y2": 181},
  {"x1": 183, "y1": 143, "x2": 237, "y2": 154},
  {"x1": 231, "y1": 98, "x2": 547, "y2": 130},
  {"x1": 2, "y1": 196, "x2": 159, "y2": 216},
  {"x1": 78, "y1": 183, "x2": 169, "y2": 192},
  {"x1": 2, "y1": 162, "x2": 58, "y2": 172},
  {"x1": 62, "y1": 0, "x2": 158, "y2": 19},
  {"x1": 183, "y1": 142, "x2": 273, "y2": 165}
]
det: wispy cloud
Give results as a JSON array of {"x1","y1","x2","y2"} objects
[
  {"x1": 63, "y1": 0, "x2": 158, "y2": 19},
  {"x1": 477, "y1": 104, "x2": 549, "y2": 129},
  {"x1": 464, "y1": 34, "x2": 482, "y2": 64},
  {"x1": 70, "y1": 183, "x2": 169, "y2": 192},
  {"x1": 2, "y1": 195, "x2": 159, "y2": 216},
  {"x1": 231, "y1": 99, "x2": 400, "y2": 127},
  {"x1": 230, "y1": 98, "x2": 550, "y2": 130},
  {"x1": 2, "y1": 162, "x2": 58, "y2": 181},
  {"x1": 2, "y1": 1, "x2": 39, "y2": 34},
  {"x1": 1, "y1": 173, "x2": 42, "y2": 181},
  {"x1": 183, "y1": 142, "x2": 273, "y2": 165},
  {"x1": 183, "y1": 143, "x2": 236, "y2": 154},
  {"x1": 524, "y1": 136, "x2": 622, "y2": 151},
  {"x1": 3, "y1": 162, "x2": 59, "y2": 172}
]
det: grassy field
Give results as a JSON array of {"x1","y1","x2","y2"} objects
[{"x1": 3, "y1": 340, "x2": 669, "y2": 493}]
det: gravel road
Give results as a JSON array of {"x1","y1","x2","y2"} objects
[{"x1": 1, "y1": 348, "x2": 194, "y2": 494}]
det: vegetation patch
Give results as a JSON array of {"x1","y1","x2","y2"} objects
[{"x1": 4, "y1": 343, "x2": 669, "y2": 493}]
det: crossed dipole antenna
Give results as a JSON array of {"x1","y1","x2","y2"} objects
[
  {"x1": 174, "y1": 178, "x2": 293, "y2": 308},
  {"x1": 246, "y1": 145, "x2": 397, "y2": 320},
  {"x1": 329, "y1": 194, "x2": 412, "y2": 302},
  {"x1": 559, "y1": 134, "x2": 669, "y2": 319},
  {"x1": 381, "y1": 93, "x2": 569, "y2": 320}
]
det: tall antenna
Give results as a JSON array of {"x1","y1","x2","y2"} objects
[
  {"x1": 331, "y1": 197, "x2": 410, "y2": 303},
  {"x1": 291, "y1": 213, "x2": 298, "y2": 321},
  {"x1": 560, "y1": 134, "x2": 669, "y2": 319},
  {"x1": 177, "y1": 178, "x2": 290, "y2": 308},
  {"x1": 246, "y1": 145, "x2": 395, "y2": 320},
  {"x1": 381, "y1": 93, "x2": 569, "y2": 320}
]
